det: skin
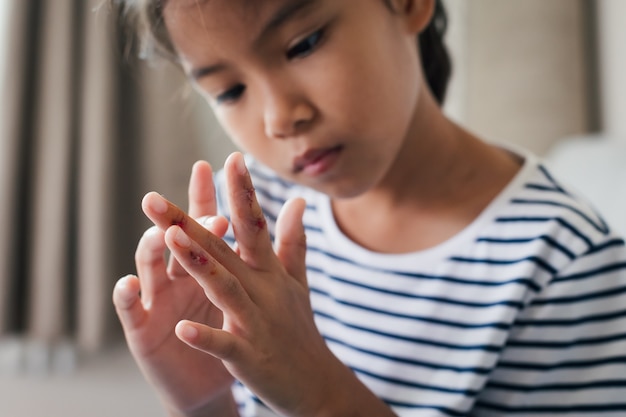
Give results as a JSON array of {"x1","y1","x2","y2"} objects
[{"x1": 113, "y1": 0, "x2": 521, "y2": 416}]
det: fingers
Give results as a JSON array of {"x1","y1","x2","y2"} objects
[
  {"x1": 135, "y1": 226, "x2": 168, "y2": 308},
  {"x1": 168, "y1": 161, "x2": 219, "y2": 277},
  {"x1": 274, "y1": 198, "x2": 308, "y2": 285},
  {"x1": 164, "y1": 224, "x2": 253, "y2": 323},
  {"x1": 224, "y1": 152, "x2": 274, "y2": 270},
  {"x1": 113, "y1": 275, "x2": 146, "y2": 331},
  {"x1": 199, "y1": 215, "x2": 230, "y2": 238},
  {"x1": 142, "y1": 192, "x2": 243, "y2": 276},
  {"x1": 167, "y1": 215, "x2": 230, "y2": 279},
  {"x1": 188, "y1": 160, "x2": 217, "y2": 218},
  {"x1": 175, "y1": 320, "x2": 246, "y2": 362}
]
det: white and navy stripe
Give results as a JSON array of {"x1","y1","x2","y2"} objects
[{"x1": 215, "y1": 152, "x2": 626, "y2": 416}]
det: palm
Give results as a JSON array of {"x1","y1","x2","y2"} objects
[
  {"x1": 128, "y1": 257, "x2": 233, "y2": 412},
  {"x1": 114, "y1": 161, "x2": 233, "y2": 412}
]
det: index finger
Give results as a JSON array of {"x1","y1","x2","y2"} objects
[{"x1": 142, "y1": 192, "x2": 243, "y2": 276}]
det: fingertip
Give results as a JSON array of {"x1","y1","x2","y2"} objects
[
  {"x1": 199, "y1": 215, "x2": 229, "y2": 237},
  {"x1": 142, "y1": 191, "x2": 169, "y2": 215},
  {"x1": 164, "y1": 224, "x2": 191, "y2": 249},
  {"x1": 225, "y1": 151, "x2": 247, "y2": 176},
  {"x1": 113, "y1": 275, "x2": 148, "y2": 329},
  {"x1": 113, "y1": 275, "x2": 140, "y2": 308},
  {"x1": 276, "y1": 198, "x2": 308, "y2": 281},
  {"x1": 141, "y1": 225, "x2": 163, "y2": 239},
  {"x1": 175, "y1": 321, "x2": 239, "y2": 361},
  {"x1": 190, "y1": 160, "x2": 214, "y2": 188},
  {"x1": 141, "y1": 191, "x2": 156, "y2": 210},
  {"x1": 287, "y1": 197, "x2": 307, "y2": 217},
  {"x1": 277, "y1": 197, "x2": 307, "y2": 236},
  {"x1": 175, "y1": 320, "x2": 199, "y2": 344},
  {"x1": 192, "y1": 160, "x2": 212, "y2": 173},
  {"x1": 135, "y1": 226, "x2": 167, "y2": 264}
]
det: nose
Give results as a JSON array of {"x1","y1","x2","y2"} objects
[{"x1": 263, "y1": 83, "x2": 316, "y2": 139}]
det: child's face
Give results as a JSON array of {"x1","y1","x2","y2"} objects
[{"x1": 164, "y1": 0, "x2": 428, "y2": 198}]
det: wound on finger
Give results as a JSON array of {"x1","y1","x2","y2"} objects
[{"x1": 190, "y1": 251, "x2": 210, "y2": 266}]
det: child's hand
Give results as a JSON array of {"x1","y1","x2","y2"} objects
[
  {"x1": 113, "y1": 161, "x2": 238, "y2": 417},
  {"x1": 140, "y1": 152, "x2": 353, "y2": 417}
]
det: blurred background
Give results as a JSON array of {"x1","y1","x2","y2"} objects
[{"x1": 0, "y1": 0, "x2": 624, "y2": 415}]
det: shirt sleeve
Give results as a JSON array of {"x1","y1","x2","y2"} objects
[{"x1": 473, "y1": 237, "x2": 626, "y2": 415}]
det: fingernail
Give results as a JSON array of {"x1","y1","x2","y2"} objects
[
  {"x1": 173, "y1": 227, "x2": 191, "y2": 247},
  {"x1": 180, "y1": 322, "x2": 198, "y2": 340},
  {"x1": 152, "y1": 194, "x2": 168, "y2": 214}
]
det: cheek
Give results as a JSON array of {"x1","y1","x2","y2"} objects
[{"x1": 317, "y1": 46, "x2": 416, "y2": 129}]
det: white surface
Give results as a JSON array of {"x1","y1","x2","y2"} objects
[
  {"x1": 545, "y1": 135, "x2": 626, "y2": 237},
  {"x1": 0, "y1": 345, "x2": 167, "y2": 417},
  {"x1": 597, "y1": 0, "x2": 626, "y2": 138}
]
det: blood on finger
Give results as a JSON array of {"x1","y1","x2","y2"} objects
[
  {"x1": 254, "y1": 217, "x2": 266, "y2": 230},
  {"x1": 244, "y1": 186, "x2": 255, "y2": 208},
  {"x1": 172, "y1": 219, "x2": 185, "y2": 228},
  {"x1": 190, "y1": 251, "x2": 209, "y2": 266}
]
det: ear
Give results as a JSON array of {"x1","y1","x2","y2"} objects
[{"x1": 388, "y1": 0, "x2": 435, "y2": 34}]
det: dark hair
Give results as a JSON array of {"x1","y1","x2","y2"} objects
[
  {"x1": 112, "y1": 0, "x2": 452, "y2": 104},
  {"x1": 418, "y1": 0, "x2": 451, "y2": 105}
]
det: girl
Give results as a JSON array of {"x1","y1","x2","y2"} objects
[{"x1": 112, "y1": 1, "x2": 626, "y2": 416}]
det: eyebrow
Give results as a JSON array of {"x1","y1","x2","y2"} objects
[
  {"x1": 190, "y1": 63, "x2": 226, "y2": 81},
  {"x1": 189, "y1": 0, "x2": 317, "y2": 81},
  {"x1": 256, "y1": 0, "x2": 317, "y2": 44}
]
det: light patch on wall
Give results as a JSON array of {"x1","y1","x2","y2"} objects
[{"x1": 0, "y1": 1, "x2": 10, "y2": 116}]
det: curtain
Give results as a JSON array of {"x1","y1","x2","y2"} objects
[{"x1": 0, "y1": 0, "x2": 216, "y2": 372}]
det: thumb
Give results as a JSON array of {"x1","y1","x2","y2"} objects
[{"x1": 274, "y1": 198, "x2": 307, "y2": 284}]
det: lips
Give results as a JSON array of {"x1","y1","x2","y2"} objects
[{"x1": 293, "y1": 145, "x2": 343, "y2": 175}]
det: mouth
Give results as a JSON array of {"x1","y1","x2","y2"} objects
[{"x1": 293, "y1": 145, "x2": 343, "y2": 176}]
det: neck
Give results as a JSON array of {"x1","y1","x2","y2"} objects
[
  {"x1": 331, "y1": 89, "x2": 520, "y2": 253},
  {"x1": 336, "y1": 88, "x2": 470, "y2": 211}
]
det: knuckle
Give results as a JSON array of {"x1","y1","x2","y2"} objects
[
  {"x1": 218, "y1": 336, "x2": 238, "y2": 359},
  {"x1": 220, "y1": 275, "x2": 241, "y2": 300},
  {"x1": 170, "y1": 211, "x2": 186, "y2": 228}
]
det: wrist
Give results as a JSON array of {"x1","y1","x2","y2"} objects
[
  {"x1": 167, "y1": 391, "x2": 239, "y2": 417},
  {"x1": 311, "y1": 359, "x2": 396, "y2": 417}
]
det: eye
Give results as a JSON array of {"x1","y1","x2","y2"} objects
[
  {"x1": 216, "y1": 84, "x2": 246, "y2": 105},
  {"x1": 286, "y1": 28, "x2": 325, "y2": 60}
]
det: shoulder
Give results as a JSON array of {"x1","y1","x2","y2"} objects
[
  {"x1": 497, "y1": 149, "x2": 620, "y2": 258},
  {"x1": 502, "y1": 151, "x2": 626, "y2": 297},
  {"x1": 467, "y1": 148, "x2": 626, "y2": 295}
]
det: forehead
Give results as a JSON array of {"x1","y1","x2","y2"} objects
[
  {"x1": 163, "y1": 0, "x2": 322, "y2": 66},
  {"x1": 163, "y1": 0, "x2": 311, "y2": 34}
]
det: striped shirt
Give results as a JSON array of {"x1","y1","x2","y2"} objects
[{"x1": 214, "y1": 150, "x2": 626, "y2": 416}]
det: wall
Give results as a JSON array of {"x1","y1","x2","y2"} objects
[
  {"x1": 597, "y1": 0, "x2": 626, "y2": 138},
  {"x1": 443, "y1": 0, "x2": 592, "y2": 155}
]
